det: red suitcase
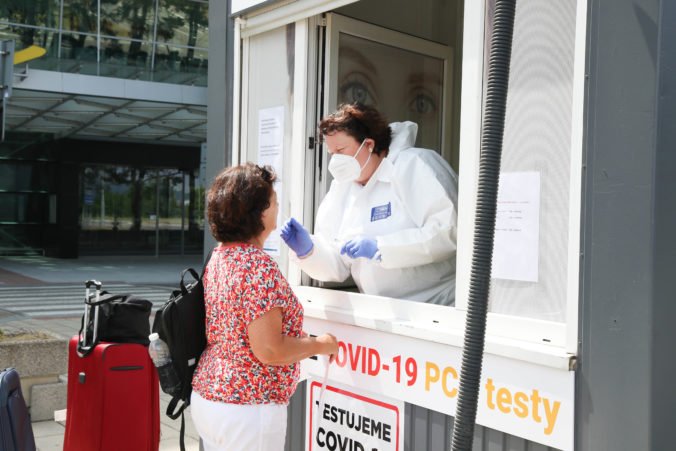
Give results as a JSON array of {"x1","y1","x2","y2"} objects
[{"x1": 63, "y1": 281, "x2": 160, "y2": 451}]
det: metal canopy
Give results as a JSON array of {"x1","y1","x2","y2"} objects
[{"x1": 5, "y1": 89, "x2": 207, "y2": 144}]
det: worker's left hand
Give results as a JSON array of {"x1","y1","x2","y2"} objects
[{"x1": 340, "y1": 237, "x2": 379, "y2": 260}]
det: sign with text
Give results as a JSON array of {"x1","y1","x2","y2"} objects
[
  {"x1": 306, "y1": 379, "x2": 404, "y2": 451},
  {"x1": 258, "y1": 106, "x2": 284, "y2": 256},
  {"x1": 301, "y1": 318, "x2": 574, "y2": 450}
]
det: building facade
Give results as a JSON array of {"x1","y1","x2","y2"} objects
[{"x1": 1, "y1": 0, "x2": 209, "y2": 257}]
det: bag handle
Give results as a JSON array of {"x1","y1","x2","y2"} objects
[
  {"x1": 179, "y1": 269, "x2": 200, "y2": 295},
  {"x1": 86, "y1": 292, "x2": 131, "y2": 306}
]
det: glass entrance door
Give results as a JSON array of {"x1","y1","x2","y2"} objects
[{"x1": 79, "y1": 165, "x2": 203, "y2": 255}]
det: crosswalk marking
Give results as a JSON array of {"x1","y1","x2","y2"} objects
[{"x1": 0, "y1": 284, "x2": 174, "y2": 319}]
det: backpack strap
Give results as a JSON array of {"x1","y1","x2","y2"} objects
[
  {"x1": 166, "y1": 397, "x2": 189, "y2": 451},
  {"x1": 201, "y1": 249, "x2": 214, "y2": 278}
]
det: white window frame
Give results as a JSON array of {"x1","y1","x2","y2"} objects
[
  {"x1": 455, "y1": 0, "x2": 586, "y2": 355},
  {"x1": 233, "y1": 0, "x2": 587, "y2": 367}
]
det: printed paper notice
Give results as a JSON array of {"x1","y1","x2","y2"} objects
[
  {"x1": 491, "y1": 171, "x2": 540, "y2": 282},
  {"x1": 258, "y1": 106, "x2": 284, "y2": 256}
]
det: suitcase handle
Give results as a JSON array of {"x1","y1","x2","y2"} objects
[
  {"x1": 79, "y1": 280, "x2": 102, "y2": 356},
  {"x1": 85, "y1": 280, "x2": 102, "y2": 290}
]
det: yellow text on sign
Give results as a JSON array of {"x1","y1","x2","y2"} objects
[{"x1": 422, "y1": 361, "x2": 561, "y2": 436}]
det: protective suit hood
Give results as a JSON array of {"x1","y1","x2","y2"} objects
[{"x1": 387, "y1": 121, "x2": 418, "y2": 161}]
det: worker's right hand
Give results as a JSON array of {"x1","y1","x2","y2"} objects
[
  {"x1": 316, "y1": 333, "x2": 339, "y2": 363},
  {"x1": 280, "y1": 217, "x2": 314, "y2": 258}
]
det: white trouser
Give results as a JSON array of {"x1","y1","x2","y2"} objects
[{"x1": 190, "y1": 391, "x2": 288, "y2": 451}]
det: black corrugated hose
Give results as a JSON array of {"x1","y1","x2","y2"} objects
[{"x1": 450, "y1": 1, "x2": 517, "y2": 450}]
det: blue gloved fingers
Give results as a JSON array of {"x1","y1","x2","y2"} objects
[
  {"x1": 345, "y1": 240, "x2": 364, "y2": 259},
  {"x1": 350, "y1": 242, "x2": 364, "y2": 259},
  {"x1": 282, "y1": 217, "x2": 313, "y2": 257},
  {"x1": 341, "y1": 237, "x2": 378, "y2": 259},
  {"x1": 360, "y1": 238, "x2": 378, "y2": 259},
  {"x1": 288, "y1": 217, "x2": 304, "y2": 231},
  {"x1": 280, "y1": 226, "x2": 293, "y2": 243},
  {"x1": 340, "y1": 239, "x2": 357, "y2": 257}
]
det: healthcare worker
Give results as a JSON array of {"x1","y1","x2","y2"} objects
[{"x1": 281, "y1": 103, "x2": 458, "y2": 305}]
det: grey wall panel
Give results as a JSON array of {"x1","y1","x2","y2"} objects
[
  {"x1": 579, "y1": 0, "x2": 676, "y2": 449},
  {"x1": 205, "y1": 0, "x2": 233, "y2": 255},
  {"x1": 285, "y1": 380, "x2": 308, "y2": 451},
  {"x1": 286, "y1": 384, "x2": 558, "y2": 451},
  {"x1": 651, "y1": 0, "x2": 676, "y2": 446}
]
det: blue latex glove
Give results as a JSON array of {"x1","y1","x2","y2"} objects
[
  {"x1": 280, "y1": 218, "x2": 314, "y2": 257},
  {"x1": 340, "y1": 237, "x2": 379, "y2": 260}
]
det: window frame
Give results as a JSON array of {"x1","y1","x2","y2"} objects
[{"x1": 234, "y1": 0, "x2": 587, "y2": 365}]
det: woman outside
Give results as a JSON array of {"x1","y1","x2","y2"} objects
[
  {"x1": 281, "y1": 103, "x2": 458, "y2": 305},
  {"x1": 191, "y1": 163, "x2": 338, "y2": 451}
]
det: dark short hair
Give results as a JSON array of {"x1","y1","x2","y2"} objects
[
  {"x1": 318, "y1": 103, "x2": 392, "y2": 155},
  {"x1": 207, "y1": 163, "x2": 277, "y2": 243}
]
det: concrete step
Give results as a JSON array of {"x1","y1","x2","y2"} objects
[{"x1": 31, "y1": 380, "x2": 67, "y2": 422}]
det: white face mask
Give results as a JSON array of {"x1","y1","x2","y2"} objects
[{"x1": 328, "y1": 139, "x2": 372, "y2": 182}]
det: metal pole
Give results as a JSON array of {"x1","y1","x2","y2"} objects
[
  {"x1": 181, "y1": 172, "x2": 186, "y2": 255},
  {"x1": 58, "y1": 0, "x2": 64, "y2": 59},
  {"x1": 96, "y1": 0, "x2": 101, "y2": 72},
  {"x1": 1, "y1": 96, "x2": 6, "y2": 142},
  {"x1": 150, "y1": 0, "x2": 159, "y2": 75},
  {"x1": 100, "y1": 177, "x2": 105, "y2": 227},
  {"x1": 155, "y1": 172, "x2": 160, "y2": 258}
]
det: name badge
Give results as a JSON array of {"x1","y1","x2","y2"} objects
[{"x1": 370, "y1": 202, "x2": 391, "y2": 222}]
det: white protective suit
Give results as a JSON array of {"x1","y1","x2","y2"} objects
[{"x1": 296, "y1": 121, "x2": 458, "y2": 305}]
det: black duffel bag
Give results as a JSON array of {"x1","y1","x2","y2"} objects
[{"x1": 78, "y1": 290, "x2": 152, "y2": 356}]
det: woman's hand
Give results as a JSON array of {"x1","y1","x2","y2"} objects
[{"x1": 316, "y1": 333, "x2": 339, "y2": 363}]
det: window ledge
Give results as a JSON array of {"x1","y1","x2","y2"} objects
[{"x1": 294, "y1": 285, "x2": 576, "y2": 371}]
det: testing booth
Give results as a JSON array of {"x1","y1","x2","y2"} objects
[{"x1": 204, "y1": 0, "x2": 676, "y2": 450}]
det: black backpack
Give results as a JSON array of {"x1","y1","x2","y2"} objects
[{"x1": 152, "y1": 251, "x2": 211, "y2": 451}]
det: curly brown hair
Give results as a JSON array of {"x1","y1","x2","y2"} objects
[
  {"x1": 318, "y1": 103, "x2": 392, "y2": 155},
  {"x1": 207, "y1": 163, "x2": 277, "y2": 243}
]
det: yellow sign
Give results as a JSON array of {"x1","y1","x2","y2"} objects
[{"x1": 13, "y1": 45, "x2": 46, "y2": 65}]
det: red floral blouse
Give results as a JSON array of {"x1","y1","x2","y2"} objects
[{"x1": 191, "y1": 243, "x2": 303, "y2": 405}]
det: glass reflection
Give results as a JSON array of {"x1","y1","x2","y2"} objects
[
  {"x1": 0, "y1": 0, "x2": 60, "y2": 28},
  {"x1": 0, "y1": 0, "x2": 208, "y2": 86},
  {"x1": 79, "y1": 165, "x2": 205, "y2": 254},
  {"x1": 338, "y1": 33, "x2": 444, "y2": 151}
]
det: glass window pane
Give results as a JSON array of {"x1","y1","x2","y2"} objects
[
  {"x1": 0, "y1": 193, "x2": 47, "y2": 223},
  {"x1": 0, "y1": 162, "x2": 50, "y2": 191},
  {"x1": 482, "y1": 0, "x2": 576, "y2": 323},
  {"x1": 0, "y1": 0, "x2": 60, "y2": 28},
  {"x1": 156, "y1": 0, "x2": 208, "y2": 48},
  {"x1": 62, "y1": 0, "x2": 97, "y2": 33},
  {"x1": 338, "y1": 33, "x2": 444, "y2": 152},
  {"x1": 244, "y1": 24, "x2": 295, "y2": 265},
  {"x1": 1, "y1": 25, "x2": 59, "y2": 63},
  {"x1": 100, "y1": 0, "x2": 155, "y2": 42},
  {"x1": 152, "y1": 44, "x2": 206, "y2": 85}
]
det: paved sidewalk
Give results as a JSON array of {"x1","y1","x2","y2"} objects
[{"x1": 0, "y1": 255, "x2": 204, "y2": 451}]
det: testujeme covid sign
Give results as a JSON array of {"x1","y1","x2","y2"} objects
[
  {"x1": 301, "y1": 317, "x2": 574, "y2": 451},
  {"x1": 306, "y1": 380, "x2": 404, "y2": 451}
]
